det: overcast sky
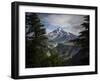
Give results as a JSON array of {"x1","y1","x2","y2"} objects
[{"x1": 37, "y1": 13, "x2": 86, "y2": 36}]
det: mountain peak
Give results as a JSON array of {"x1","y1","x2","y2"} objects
[
  {"x1": 47, "y1": 27, "x2": 77, "y2": 43},
  {"x1": 52, "y1": 27, "x2": 63, "y2": 33},
  {"x1": 57, "y1": 27, "x2": 63, "y2": 30}
]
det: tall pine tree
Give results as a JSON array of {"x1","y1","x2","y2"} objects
[
  {"x1": 69, "y1": 16, "x2": 89, "y2": 65},
  {"x1": 25, "y1": 13, "x2": 48, "y2": 68},
  {"x1": 25, "y1": 13, "x2": 63, "y2": 67}
]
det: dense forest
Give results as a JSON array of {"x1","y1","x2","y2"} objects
[{"x1": 25, "y1": 13, "x2": 89, "y2": 68}]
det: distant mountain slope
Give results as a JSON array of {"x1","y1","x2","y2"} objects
[
  {"x1": 45, "y1": 27, "x2": 81, "y2": 63},
  {"x1": 47, "y1": 27, "x2": 77, "y2": 43}
]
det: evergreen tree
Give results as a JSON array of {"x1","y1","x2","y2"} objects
[
  {"x1": 26, "y1": 13, "x2": 48, "y2": 67},
  {"x1": 78, "y1": 16, "x2": 89, "y2": 49},
  {"x1": 25, "y1": 13, "x2": 63, "y2": 67},
  {"x1": 70, "y1": 16, "x2": 89, "y2": 65}
]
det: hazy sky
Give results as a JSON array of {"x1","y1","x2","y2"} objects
[{"x1": 37, "y1": 13, "x2": 86, "y2": 35}]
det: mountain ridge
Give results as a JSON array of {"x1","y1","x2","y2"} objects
[{"x1": 46, "y1": 27, "x2": 77, "y2": 43}]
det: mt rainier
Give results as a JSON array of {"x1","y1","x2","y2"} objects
[{"x1": 47, "y1": 27, "x2": 77, "y2": 43}]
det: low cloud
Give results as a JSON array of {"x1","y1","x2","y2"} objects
[{"x1": 38, "y1": 13, "x2": 85, "y2": 35}]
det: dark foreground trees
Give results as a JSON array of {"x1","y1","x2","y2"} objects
[
  {"x1": 26, "y1": 13, "x2": 48, "y2": 67},
  {"x1": 26, "y1": 13, "x2": 63, "y2": 68},
  {"x1": 69, "y1": 16, "x2": 90, "y2": 65}
]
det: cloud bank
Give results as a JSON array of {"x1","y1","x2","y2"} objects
[{"x1": 38, "y1": 13, "x2": 85, "y2": 35}]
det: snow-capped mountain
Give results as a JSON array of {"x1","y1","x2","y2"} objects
[{"x1": 47, "y1": 27, "x2": 77, "y2": 43}]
